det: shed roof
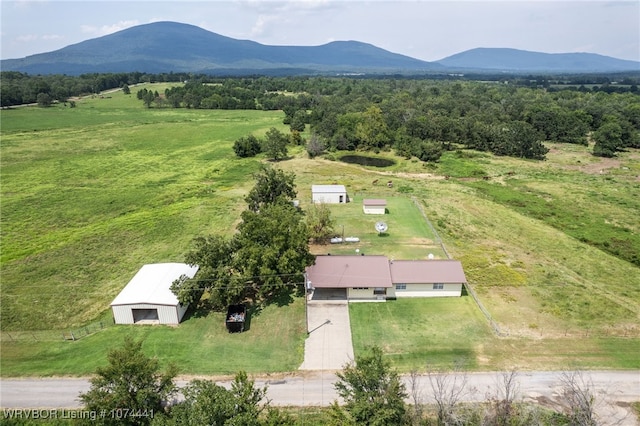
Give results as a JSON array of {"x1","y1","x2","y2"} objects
[
  {"x1": 312, "y1": 184, "x2": 346, "y2": 193},
  {"x1": 390, "y1": 260, "x2": 467, "y2": 284},
  {"x1": 306, "y1": 255, "x2": 392, "y2": 288},
  {"x1": 363, "y1": 199, "x2": 387, "y2": 206},
  {"x1": 111, "y1": 263, "x2": 199, "y2": 306}
]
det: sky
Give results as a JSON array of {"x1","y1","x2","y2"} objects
[{"x1": 1, "y1": 0, "x2": 639, "y2": 62}]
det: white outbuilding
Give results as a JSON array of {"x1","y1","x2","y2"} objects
[
  {"x1": 111, "y1": 263, "x2": 199, "y2": 325},
  {"x1": 363, "y1": 199, "x2": 387, "y2": 214},
  {"x1": 312, "y1": 184, "x2": 348, "y2": 204}
]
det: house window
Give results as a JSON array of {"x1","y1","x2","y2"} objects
[
  {"x1": 353, "y1": 287, "x2": 369, "y2": 290},
  {"x1": 433, "y1": 283, "x2": 444, "y2": 290},
  {"x1": 396, "y1": 283, "x2": 407, "y2": 290},
  {"x1": 374, "y1": 288, "x2": 387, "y2": 295}
]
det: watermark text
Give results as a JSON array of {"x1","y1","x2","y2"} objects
[{"x1": 3, "y1": 408, "x2": 154, "y2": 421}]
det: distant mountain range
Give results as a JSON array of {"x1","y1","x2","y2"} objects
[{"x1": 2, "y1": 21, "x2": 638, "y2": 75}]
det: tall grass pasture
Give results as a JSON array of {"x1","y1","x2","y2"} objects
[{"x1": 1, "y1": 86, "x2": 286, "y2": 330}]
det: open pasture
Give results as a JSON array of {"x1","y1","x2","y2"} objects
[{"x1": 1, "y1": 84, "x2": 639, "y2": 375}]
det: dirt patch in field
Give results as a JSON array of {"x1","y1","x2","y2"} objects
[{"x1": 575, "y1": 156, "x2": 622, "y2": 175}]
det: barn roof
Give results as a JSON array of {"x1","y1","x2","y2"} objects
[
  {"x1": 306, "y1": 255, "x2": 392, "y2": 288},
  {"x1": 111, "y1": 263, "x2": 199, "y2": 306},
  {"x1": 389, "y1": 260, "x2": 467, "y2": 283},
  {"x1": 312, "y1": 184, "x2": 346, "y2": 193}
]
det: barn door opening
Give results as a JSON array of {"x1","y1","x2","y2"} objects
[{"x1": 132, "y1": 309, "x2": 159, "y2": 323}]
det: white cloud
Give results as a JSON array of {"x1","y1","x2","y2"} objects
[
  {"x1": 42, "y1": 34, "x2": 64, "y2": 41},
  {"x1": 16, "y1": 34, "x2": 38, "y2": 42},
  {"x1": 80, "y1": 20, "x2": 140, "y2": 37}
]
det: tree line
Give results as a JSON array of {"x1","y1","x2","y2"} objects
[
  {"x1": 2, "y1": 72, "x2": 638, "y2": 159},
  {"x1": 0, "y1": 71, "x2": 193, "y2": 107},
  {"x1": 138, "y1": 76, "x2": 639, "y2": 160}
]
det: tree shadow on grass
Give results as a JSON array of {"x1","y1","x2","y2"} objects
[
  {"x1": 182, "y1": 299, "x2": 220, "y2": 321},
  {"x1": 182, "y1": 284, "x2": 302, "y2": 328}
]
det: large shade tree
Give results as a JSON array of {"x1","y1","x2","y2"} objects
[
  {"x1": 172, "y1": 166, "x2": 313, "y2": 309},
  {"x1": 245, "y1": 165, "x2": 297, "y2": 212}
]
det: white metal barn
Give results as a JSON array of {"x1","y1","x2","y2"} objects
[
  {"x1": 111, "y1": 263, "x2": 199, "y2": 325},
  {"x1": 312, "y1": 184, "x2": 348, "y2": 204},
  {"x1": 363, "y1": 199, "x2": 387, "y2": 214}
]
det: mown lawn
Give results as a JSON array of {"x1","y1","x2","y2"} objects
[
  {"x1": 349, "y1": 297, "x2": 493, "y2": 371},
  {"x1": 0, "y1": 297, "x2": 306, "y2": 376},
  {"x1": 350, "y1": 298, "x2": 640, "y2": 371},
  {"x1": 309, "y1": 194, "x2": 447, "y2": 260}
]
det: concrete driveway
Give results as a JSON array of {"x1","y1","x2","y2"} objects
[{"x1": 299, "y1": 297, "x2": 354, "y2": 371}]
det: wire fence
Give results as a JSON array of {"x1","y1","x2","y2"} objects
[
  {"x1": 1, "y1": 320, "x2": 110, "y2": 343},
  {"x1": 412, "y1": 197, "x2": 506, "y2": 337}
]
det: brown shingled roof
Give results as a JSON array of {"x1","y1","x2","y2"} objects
[
  {"x1": 389, "y1": 260, "x2": 467, "y2": 283},
  {"x1": 305, "y1": 255, "x2": 392, "y2": 288},
  {"x1": 363, "y1": 199, "x2": 387, "y2": 206}
]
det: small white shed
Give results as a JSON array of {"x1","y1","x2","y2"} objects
[
  {"x1": 363, "y1": 199, "x2": 387, "y2": 214},
  {"x1": 111, "y1": 263, "x2": 199, "y2": 325},
  {"x1": 312, "y1": 184, "x2": 348, "y2": 204}
]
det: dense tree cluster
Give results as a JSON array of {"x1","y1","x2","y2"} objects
[
  {"x1": 3, "y1": 73, "x2": 638, "y2": 159},
  {"x1": 147, "y1": 76, "x2": 639, "y2": 160},
  {"x1": 171, "y1": 165, "x2": 313, "y2": 310},
  {"x1": 233, "y1": 127, "x2": 301, "y2": 161}
]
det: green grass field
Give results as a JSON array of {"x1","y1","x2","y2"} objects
[
  {"x1": 0, "y1": 297, "x2": 306, "y2": 376},
  {"x1": 308, "y1": 195, "x2": 447, "y2": 260},
  {"x1": 1, "y1": 88, "x2": 286, "y2": 330},
  {"x1": 1, "y1": 83, "x2": 639, "y2": 376}
]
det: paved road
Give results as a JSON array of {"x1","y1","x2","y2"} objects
[{"x1": 1, "y1": 371, "x2": 638, "y2": 424}]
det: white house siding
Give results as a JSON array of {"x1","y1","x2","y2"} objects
[
  {"x1": 348, "y1": 288, "x2": 375, "y2": 299},
  {"x1": 390, "y1": 283, "x2": 462, "y2": 298},
  {"x1": 112, "y1": 303, "x2": 185, "y2": 325},
  {"x1": 363, "y1": 205, "x2": 385, "y2": 214}
]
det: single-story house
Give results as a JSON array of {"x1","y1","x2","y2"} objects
[
  {"x1": 389, "y1": 260, "x2": 466, "y2": 298},
  {"x1": 312, "y1": 184, "x2": 348, "y2": 204},
  {"x1": 111, "y1": 263, "x2": 199, "y2": 325},
  {"x1": 363, "y1": 199, "x2": 387, "y2": 215},
  {"x1": 305, "y1": 255, "x2": 466, "y2": 301}
]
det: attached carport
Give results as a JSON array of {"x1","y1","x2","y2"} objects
[{"x1": 310, "y1": 288, "x2": 347, "y2": 301}]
